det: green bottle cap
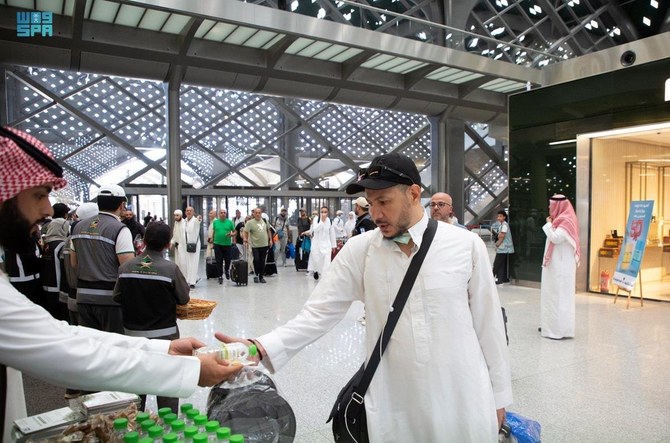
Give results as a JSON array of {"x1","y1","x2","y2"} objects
[
  {"x1": 193, "y1": 414, "x2": 208, "y2": 426},
  {"x1": 180, "y1": 403, "x2": 193, "y2": 413},
  {"x1": 170, "y1": 419, "x2": 185, "y2": 431},
  {"x1": 163, "y1": 433, "x2": 178, "y2": 443},
  {"x1": 193, "y1": 433, "x2": 208, "y2": 443},
  {"x1": 205, "y1": 420, "x2": 220, "y2": 432},
  {"x1": 186, "y1": 409, "x2": 200, "y2": 420},
  {"x1": 140, "y1": 419, "x2": 155, "y2": 431},
  {"x1": 158, "y1": 407, "x2": 173, "y2": 418},
  {"x1": 184, "y1": 426, "x2": 198, "y2": 438},
  {"x1": 123, "y1": 431, "x2": 139, "y2": 443},
  {"x1": 230, "y1": 434, "x2": 245, "y2": 443},
  {"x1": 148, "y1": 425, "x2": 163, "y2": 438},
  {"x1": 135, "y1": 412, "x2": 151, "y2": 424},
  {"x1": 114, "y1": 417, "x2": 129, "y2": 430},
  {"x1": 138, "y1": 438, "x2": 153, "y2": 443},
  {"x1": 216, "y1": 427, "x2": 231, "y2": 439},
  {"x1": 248, "y1": 344, "x2": 258, "y2": 357},
  {"x1": 164, "y1": 413, "x2": 178, "y2": 425}
]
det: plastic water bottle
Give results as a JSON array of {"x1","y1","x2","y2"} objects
[
  {"x1": 216, "y1": 427, "x2": 231, "y2": 443},
  {"x1": 163, "y1": 413, "x2": 178, "y2": 429},
  {"x1": 184, "y1": 426, "x2": 198, "y2": 442},
  {"x1": 170, "y1": 419, "x2": 185, "y2": 440},
  {"x1": 148, "y1": 425, "x2": 163, "y2": 441},
  {"x1": 158, "y1": 407, "x2": 173, "y2": 425},
  {"x1": 194, "y1": 343, "x2": 257, "y2": 365},
  {"x1": 193, "y1": 414, "x2": 208, "y2": 434},
  {"x1": 185, "y1": 409, "x2": 200, "y2": 426},
  {"x1": 124, "y1": 431, "x2": 140, "y2": 443},
  {"x1": 114, "y1": 418, "x2": 129, "y2": 439},
  {"x1": 205, "y1": 421, "x2": 220, "y2": 442},
  {"x1": 179, "y1": 403, "x2": 193, "y2": 420},
  {"x1": 135, "y1": 412, "x2": 151, "y2": 436},
  {"x1": 141, "y1": 419, "x2": 156, "y2": 436}
]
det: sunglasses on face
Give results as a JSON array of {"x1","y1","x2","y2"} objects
[{"x1": 357, "y1": 165, "x2": 414, "y2": 184}]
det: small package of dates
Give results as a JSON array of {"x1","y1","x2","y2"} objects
[{"x1": 12, "y1": 392, "x2": 141, "y2": 442}]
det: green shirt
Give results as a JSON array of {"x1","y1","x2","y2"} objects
[
  {"x1": 212, "y1": 218, "x2": 235, "y2": 246},
  {"x1": 243, "y1": 218, "x2": 270, "y2": 247}
]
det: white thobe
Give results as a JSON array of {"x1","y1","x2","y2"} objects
[
  {"x1": 540, "y1": 223, "x2": 577, "y2": 339},
  {"x1": 0, "y1": 274, "x2": 200, "y2": 442},
  {"x1": 182, "y1": 216, "x2": 201, "y2": 285},
  {"x1": 306, "y1": 218, "x2": 336, "y2": 276},
  {"x1": 171, "y1": 219, "x2": 187, "y2": 274},
  {"x1": 332, "y1": 216, "x2": 345, "y2": 238},
  {"x1": 257, "y1": 215, "x2": 512, "y2": 442},
  {"x1": 344, "y1": 219, "x2": 356, "y2": 238}
]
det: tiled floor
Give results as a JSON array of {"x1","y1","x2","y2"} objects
[{"x1": 177, "y1": 251, "x2": 670, "y2": 442}]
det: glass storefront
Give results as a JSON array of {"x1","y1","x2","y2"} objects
[
  {"x1": 588, "y1": 125, "x2": 670, "y2": 302},
  {"x1": 509, "y1": 57, "x2": 670, "y2": 298}
]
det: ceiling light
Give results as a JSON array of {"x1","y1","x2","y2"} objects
[{"x1": 642, "y1": 17, "x2": 651, "y2": 26}]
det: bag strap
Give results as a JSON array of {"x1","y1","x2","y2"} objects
[{"x1": 354, "y1": 218, "x2": 437, "y2": 399}]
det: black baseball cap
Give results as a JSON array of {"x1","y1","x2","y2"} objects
[{"x1": 346, "y1": 152, "x2": 421, "y2": 194}]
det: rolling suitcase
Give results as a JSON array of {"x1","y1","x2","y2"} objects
[
  {"x1": 295, "y1": 248, "x2": 309, "y2": 271},
  {"x1": 206, "y1": 249, "x2": 218, "y2": 279},
  {"x1": 231, "y1": 259, "x2": 248, "y2": 286}
]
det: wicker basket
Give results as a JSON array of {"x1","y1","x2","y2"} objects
[{"x1": 177, "y1": 298, "x2": 217, "y2": 320}]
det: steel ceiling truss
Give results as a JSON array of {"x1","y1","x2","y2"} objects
[
  {"x1": 467, "y1": 0, "x2": 637, "y2": 67},
  {"x1": 5, "y1": 66, "x2": 436, "y2": 199}
]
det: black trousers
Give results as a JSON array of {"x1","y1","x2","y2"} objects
[
  {"x1": 252, "y1": 246, "x2": 269, "y2": 278},
  {"x1": 139, "y1": 330, "x2": 180, "y2": 413},
  {"x1": 214, "y1": 244, "x2": 234, "y2": 277},
  {"x1": 492, "y1": 253, "x2": 510, "y2": 284}
]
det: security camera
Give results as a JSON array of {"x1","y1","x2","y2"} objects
[{"x1": 620, "y1": 50, "x2": 636, "y2": 67}]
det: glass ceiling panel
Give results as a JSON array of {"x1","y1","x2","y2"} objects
[
  {"x1": 65, "y1": 139, "x2": 133, "y2": 180},
  {"x1": 244, "y1": 30, "x2": 279, "y2": 49},
  {"x1": 225, "y1": 26, "x2": 259, "y2": 45},
  {"x1": 338, "y1": 105, "x2": 382, "y2": 128},
  {"x1": 216, "y1": 172, "x2": 253, "y2": 187},
  {"x1": 138, "y1": 9, "x2": 170, "y2": 31},
  {"x1": 161, "y1": 13, "x2": 191, "y2": 34},
  {"x1": 115, "y1": 4, "x2": 144, "y2": 27},
  {"x1": 398, "y1": 131, "x2": 431, "y2": 161},
  {"x1": 295, "y1": 100, "x2": 327, "y2": 120},
  {"x1": 340, "y1": 131, "x2": 381, "y2": 160},
  {"x1": 204, "y1": 22, "x2": 238, "y2": 41},
  {"x1": 89, "y1": 0, "x2": 119, "y2": 23},
  {"x1": 310, "y1": 107, "x2": 357, "y2": 145}
]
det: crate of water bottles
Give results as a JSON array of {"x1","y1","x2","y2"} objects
[{"x1": 120, "y1": 403, "x2": 246, "y2": 443}]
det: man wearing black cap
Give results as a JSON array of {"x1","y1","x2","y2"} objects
[{"x1": 218, "y1": 152, "x2": 512, "y2": 442}]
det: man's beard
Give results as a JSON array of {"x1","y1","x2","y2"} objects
[{"x1": 0, "y1": 198, "x2": 42, "y2": 253}]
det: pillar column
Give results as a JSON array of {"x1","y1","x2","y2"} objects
[{"x1": 429, "y1": 116, "x2": 465, "y2": 221}]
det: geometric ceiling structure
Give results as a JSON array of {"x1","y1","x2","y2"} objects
[{"x1": 1, "y1": 0, "x2": 668, "y2": 223}]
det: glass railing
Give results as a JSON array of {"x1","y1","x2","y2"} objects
[{"x1": 253, "y1": 0, "x2": 564, "y2": 68}]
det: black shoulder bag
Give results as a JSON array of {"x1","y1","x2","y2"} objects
[
  {"x1": 185, "y1": 224, "x2": 197, "y2": 253},
  {"x1": 327, "y1": 218, "x2": 438, "y2": 443}
]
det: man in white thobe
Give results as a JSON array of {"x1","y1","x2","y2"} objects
[
  {"x1": 182, "y1": 206, "x2": 201, "y2": 287},
  {"x1": 216, "y1": 152, "x2": 512, "y2": 442},
  {"x1": 171, "y1": 209, "x2": 186, "y2": 276}
]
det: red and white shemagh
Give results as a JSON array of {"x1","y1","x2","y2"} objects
[
  {"x1": 0, "y1": 127, "x2": 67, "y2": 203},
  {"x1": 543, "y1": 195, "x2": 580, "y2": 267}
]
